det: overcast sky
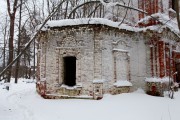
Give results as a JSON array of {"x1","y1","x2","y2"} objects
[{"x1": 0, "y1": 1, "x2": 6, "y2": 15}]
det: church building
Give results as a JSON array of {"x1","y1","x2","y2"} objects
[{"x1": 36, "y1": 0, "x2": 180, "y2": 99}]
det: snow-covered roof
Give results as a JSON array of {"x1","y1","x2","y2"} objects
[
  {"x1": 113, "y1": 80, "x2": 132, "y2": 87},
  {"x1": 40, "y1": 17, "x2": 179, "y2": 39},
  {"x1": 113, "y1": 48, "x2": 128, "y2": 52},
  {"x1": 93, "y1": 79, "x2": 105, "y2": 84},
  {"x1": 40, "y1": 78, "x2": 46, "y2": 82},
  {"x1": 41, "y1": 18, "x2": 139, "y2": 32},
  {"x1": 61, "y1": 84, "x2": 82, "y2": 90},
  {"x1": 145, "y1": 77, "x2": 171, "y2": 83},
  {"x1": 173, "y1": 50, "x2": 180, "y2": 53},
  {"x1": 138, "y1": 13, "x2": 180, "y2": 38}
]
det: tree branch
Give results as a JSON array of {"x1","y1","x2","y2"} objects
[
  {"x1": 13, "y1": 0, "x2": 18, "y2": 15},
  {"x1": 6, "y1": 0, "x2": 11, "y2": 16},
  {"x1": 68, "y1": 0, "x2": 147, "y2": 19},
  {"x1": 118, "y1": 0, "x2": 130, "y2": 26},
  {"x1": 0, "y1": 0, "x2": 66, "y2": 77}
]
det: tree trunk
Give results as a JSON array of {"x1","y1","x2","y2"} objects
[
  {"x1": 7, "y1": 15, "x2": 15, "y2": 83},
  {"x1": 3, "y1": 15, "x2": 8, "y2": 80},
  {"x1": 33, "y1": 36, "x2": 36, "y2": 79},
  {"x1": 6, "y1": 0, "x2": 18, "y2": 84},
  {"x1": 3, "y1": 36, "x2": 6, "y2": 79},
  {"x1": 15, "y1": 0, "x2": 22, "y2": 83},
  {"x1": 64, "y1": 1, "x2": 69, "y2": 19},
  {"x1": 175, "y1": 0, "x2": 180, "y2": 31}
]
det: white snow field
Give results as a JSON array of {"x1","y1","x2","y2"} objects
[{"x1": 0, "y1": 78, "x2": 180, "y2": 120}]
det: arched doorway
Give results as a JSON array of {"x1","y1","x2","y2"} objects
[{"x1": 63, "y1": 56, "x2": 76, "y2": 86}]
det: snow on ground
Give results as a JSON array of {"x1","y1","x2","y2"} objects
[{"x1": 0, "y1": 78, "x2": 180, "y2": 120}]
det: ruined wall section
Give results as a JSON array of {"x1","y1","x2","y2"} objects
[
  {"x1": 78, "y1": 27, "x2": 94, "y2": 94},
  {"x1": 101, "y1": 28, "x2": 147, "y2": 92},
  {"x1": 129, "y1": 34, "x2": 147, "y2": 90},
  {"x1": 101, "y1": 30, "x2": 114, "y2": 93},
  {"x1": 40, "y1": 25, "x2": 149, "y2": 95},
  {"x1": 44, "y1": 31, "x2": 61, "y2": 94},
  {"x1": 43, "y1": 27, "x2": 96, "y2": 95}
]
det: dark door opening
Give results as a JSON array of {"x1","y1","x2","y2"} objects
[
  {"x1": 63, "y1": 56, "x2": 76, "y2": 86},
  {"x1": 172, "y1": 0, "x2": 175, "y2": 10},
  {"x1": 176, "y1": 63, "x2": 180, "y2": 83}
]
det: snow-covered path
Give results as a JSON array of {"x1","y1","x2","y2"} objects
[
  {"x1": 0, "y1": 78, "x2": 180, "y2": 120},
  {"x1": 0, "y1": 79, "x2": 35, "y2": 120}
]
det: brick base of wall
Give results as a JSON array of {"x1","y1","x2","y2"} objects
[
  {"x1": 146, "y1": 82, "x2": 168, "y2": 96},
  {"x1": 110, "y1": 86, "x2": 131, "y2": 95}
]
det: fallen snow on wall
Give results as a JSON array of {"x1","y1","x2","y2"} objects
[
  {"x1": 138, "y1": 13, "x2": 180, "y2": 34},
  {"x1": 145, "y1": 77, "x2": 170, "y2": 83},
  {"x1": 61, "y1": 84, "x2": 82, "y2": 90},
  {"x1": 113, "y1": 80, "x2": 132, "y2": 87},
  {"x1": 41, "y1": 16, "x2": 179, "y2": 38},
  {"x1": 173, "y1": 50, "x2": 180, "y2": 53},
  {"x1": 100, "y1": 0, "x2": 124, "y2": 8},
  {"x1": 113, "y1": 48, "x2": 129, "y2": 52},
  {"x1": 93, "y1": 79, "x2": 105, "y2": 83}
]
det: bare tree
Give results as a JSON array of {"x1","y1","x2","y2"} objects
[
  {"x1": 0, "y1": 14, "x2": 9, "y2": 81},
  {"x1": 6, "y1": 0, "x2": 19, "y2": 84},
  {"x1": 14, "y1": 0, "x2": 22, "y2": 83},
  {"x1": 25, "y1": 0, "x2": 45, "y2": 79},
  {"x1": 2, "y1": 15, "x2": 9, "y2": 80},
  {"x1": 0, "y1": 0, "x2": 66, "y2": 78}
]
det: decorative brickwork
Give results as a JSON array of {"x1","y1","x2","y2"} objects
[
  {"x1": 111, "y1": 86, "x2": 131, "y2": 95},
  {"x1": 93, "y1": 83, "x2": 103, "y2": 100},
  {"x1": 37, "y1": 23, "x2": 179, "y2": 99},
  {"x1": 36, "y1": 81, "x2": 46, "y2": 97},
  {"x1": 146, "y1": 82, "x2": 168, "y2": 96}
]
